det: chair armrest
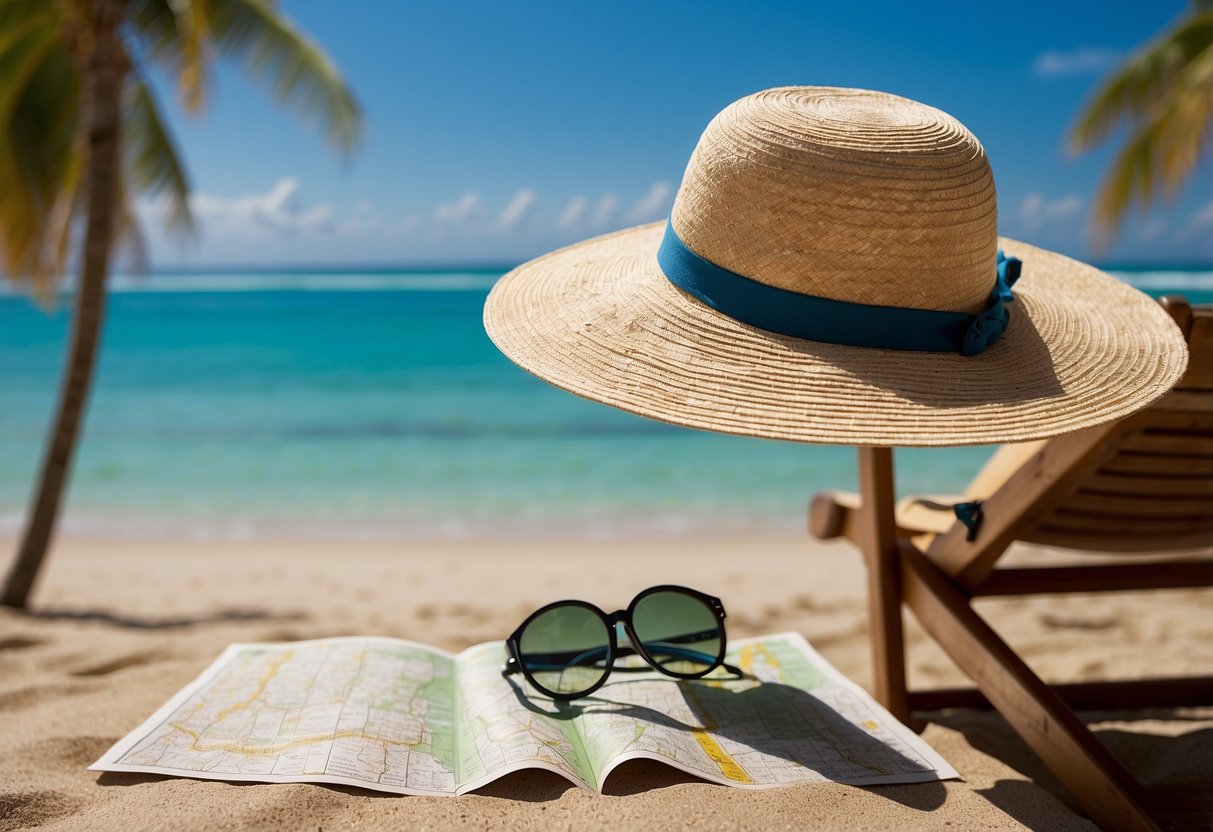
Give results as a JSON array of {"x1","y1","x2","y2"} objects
[
  {"x1": 808, "y1": 490, "x2": 861, "y2": 542},
  {"x1": 964, "y1": 440, "x2": 1048, "y2": 500},
  {"x1": 810, "y1": 490, "x2": 969, "y2": 545},
  {"x1": 895, "y1": 495, "x2": 966, "y2": 536}
]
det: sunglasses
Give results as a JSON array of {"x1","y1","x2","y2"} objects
[{"x1": 503, "y1": 585, "x2": 743, "y2": 700}]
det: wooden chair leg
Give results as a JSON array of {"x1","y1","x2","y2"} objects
[
  {"x1": 898, "y1": 541, "x2": 1162, "y2": 832},
  {"x1": 856, "y1": 447, "x2": 910, "y2": 723}
]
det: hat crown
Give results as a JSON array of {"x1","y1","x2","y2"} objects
[{"x1": 670, "y1": 87, "x2": 998, "y2": 314}]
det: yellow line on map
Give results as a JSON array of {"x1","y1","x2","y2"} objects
[
  {"x1": 193, "y1": 730, "x2": 409, "y2": 756},
  {"x1": 740, "y1": 645, "x2": 756, "y2": 674},
  {"x1": 169, "y1": 723, "x2": 200, "y2": 741},
  {"x1": 216, "y1": 649, "x2": 295, "y2": 723},
  {"x1": 691, "y1": 730, "x2": 753, "y2": 784},
  {"x1": 739, "y1": 643, "x2": 780, "y2": 677},
  {"x1": 679, "y1": 682, "x2": 753, "y2": 784}
]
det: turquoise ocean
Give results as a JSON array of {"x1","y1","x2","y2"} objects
[{"x1": 2, "y1": 267, "x2": 1210, "y2": 541}]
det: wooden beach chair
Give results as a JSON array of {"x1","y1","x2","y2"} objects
[{"x1": 809, "y1": 297, "x2": 1213, "y2": 831}]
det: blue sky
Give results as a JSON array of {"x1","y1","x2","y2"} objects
[{"x1": 138, "y1": 0, "x2": 1212, "y2": 269}]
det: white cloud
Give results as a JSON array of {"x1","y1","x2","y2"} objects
[
  {"x1": 627, "y1": 181, "x2": 674, "y2": 223},
  {"x1": 555, "y1": 195, "x2": 589, "y2": 230},
  {"x1": 1020, "y1": 191, "x2": 1082, "y2": 231},
  {"x1": 548, "y1": 185, "x2": 672, "y2": 235},
  {"x1": 337, "y1": 199, "x2": 380, "y2": 236},
  {"x1": 190, "y1": 177, "x2": 334, "y2": 238},
  {"x1": 496, "y1": 188, "x2": 538, "y2": 231},
  {"x1": 434, "y1": 192, "x2": 484, "y2": 227},
  {"x1": 141, "y1": 179, "x2": 686, "y2": 254},
  {"x1": 1033, "y1": 47, "x2": 1121, "y2": 78},
  {"x1": 590, "y1": 194, "x2": 619, "y2": 228},
  {"x1": 1191, "y1": 199, "x2": 1213, "y2": 230},
  {"x1": 555, "y1": 192, "x2": 630, "y2": 232},
  {"x1": 391, "y1": 213, "x2": 421, "y2": 234},
  {"x1": 1136, "y1": 218, "x2": 1168, "y2": 241},
  {"x1": 1176, "y1": 199, "x2": 1213, "y2": 242}
]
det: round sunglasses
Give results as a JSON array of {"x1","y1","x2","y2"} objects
[{"x1": 503, "y1": 585, "x2": 743, "y2": 700}]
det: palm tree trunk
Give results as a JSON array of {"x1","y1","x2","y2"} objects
[{"x1": 1, "y1": 0, "x2": 127, "y2": 609}]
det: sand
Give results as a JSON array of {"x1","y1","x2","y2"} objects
[{"x1": 1, "y1": 534, "x2": 1209, "y2": 831}]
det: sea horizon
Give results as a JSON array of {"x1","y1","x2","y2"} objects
[{"x1": 3, "y1": 263, "x2": 1210, "y2": 543}]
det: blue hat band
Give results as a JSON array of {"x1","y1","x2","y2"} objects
[{"x1": 656, "y1": 222, "x2": 1021, "y2": 357}]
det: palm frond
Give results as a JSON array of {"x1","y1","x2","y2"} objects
[
  {"x1": 210, "y1": 0, "x2": 363, "y2": 155},
  {"x1": 1090, "y1": 123, "x2": 1156, "y2": 245},
  {"x1": 113, "y1": 188, "x2": 150, "y2": 278},
  {"x1": 1157, "y1": 42, "x2": 1213, "y2": 189},
  {"x1": 0, "y1": 0, "x2": 61, "y2": 30},
  {"x1": 41, "y1": 149, "x2": 83, "y2": 302},
  {"x1": 126, "y1": 0, "x2": 185, "y2": 58},
  {"x1": 125, "y1": 74, "x2": 195, "y2": 235},
  {"x1": 126, "y1": 0, "x2": 215, "y2": 114},
  {"x1": 0, "y1": 3, "x2": 63, "y2": 130},
  {"x1": 0, "y1": 1, "x2": 60, "y2": 69},
  {"x1": 0, "y1": 10, "x2": 81, "y2": 290},
  {"x1": 1089, "y1": 25, "x2": 1213, "y2": 244},
  {"x1": 169, "y1": 0, "x2": 214, "y2": 112},
  {"x1": 1070, "y1": 11, "x2": 1213, "y2": 152}
]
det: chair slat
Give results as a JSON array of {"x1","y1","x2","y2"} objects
[
  {"x1": 1023, "y1": 527, "x2": 1213, "y2": 552},
  {"x1": 1151, "y1": 390, "x2": 1213, "y2": 412},
  {"x1": 1061, "y1": 493, "x2": 1213, "y2": 518},
  {"x1": 1098, "y1": 453, "x2": 1213, "y2": 477},
  {"x1": 1181, "y1": 312, "x2": 1213, "y2": 389},
  {"x1": 1081, "y1": 473, "x2": 1213, "y2": 497},
  {"x1": 1120, "y1": 431, "x2": 1213, "y2": 455},
  {"x1": 1036, "y1": 514, "x2": 1213, "y2": 536},
  {"x1": 1123, "y1": 409, "x2": 1213, "y2": 431}
]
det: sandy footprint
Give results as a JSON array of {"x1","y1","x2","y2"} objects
[
  {"x1": 0, "y1": 789, "x2": 85, "y2": 832},
  {"x1": 23, "y1": 735, "x2": 116, "y2": 767},
  {"x1": 1039, "y1": 613, "x2": 1121, "y2": 631},
  {"x1": 0, "y1": 682, "x2": 96, "y2": 712},
  {"x1": 69, "y1": 650, "x2": 167, "y2": 678}
]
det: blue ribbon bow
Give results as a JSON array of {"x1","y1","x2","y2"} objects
[{"x1": 961, "y1": 251, "x2": 1022, "y2": 356}]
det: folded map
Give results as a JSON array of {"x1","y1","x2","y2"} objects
[{"x1": 91, "y1": 631, "x2": 956, "y2": 795}]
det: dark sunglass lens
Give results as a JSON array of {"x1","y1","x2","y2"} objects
[
  {"x1": 518, "y1": 604, "x2": 611, "y2": 697},
  {"x1": 631, "y1": 590, "x2": 722, "y2": 677}
]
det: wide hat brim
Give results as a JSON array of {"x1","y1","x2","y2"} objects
[{"x1": 483, "y1": 222, "x2": 1188, "y2": 447}]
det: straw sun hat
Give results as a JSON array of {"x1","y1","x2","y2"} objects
[{"x1": 483, "y1": 87, "x2": 1188, "y2": 447}]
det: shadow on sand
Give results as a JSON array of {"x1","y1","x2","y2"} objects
[
  {"x1": 504, "y1": 673, "x2": 949, "y2": 810},
  {"x1": 928, "y1": 708, "x2": 1213, "y2": 828},
  {"x1": 20, "y1": 607, "x2": 306, "y2": 630}
]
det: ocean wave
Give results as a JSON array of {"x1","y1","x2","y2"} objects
[
  {"x1": 1109, "y1": 270, "x2": 1213, "y2": 291},
  {"x1": 5, "y1": 268, "x2": 1210, "y2": 296},
  {"x1": 112, "y1": 272, "x2": 502, "y2": 293},
  {"x1": 80, "y1": 420, "x2": 682, "y2": 442},
  {"x1": 0, "y1": 272, "x2": 503, "y2": 295}
]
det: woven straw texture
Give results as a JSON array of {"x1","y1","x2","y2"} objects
[
  {"x1": 483, "y1": 88, "x2": 1188, "y2": 447},
  {"x1": 673, "y1": 88, "x2": 996, "y2": 313}
]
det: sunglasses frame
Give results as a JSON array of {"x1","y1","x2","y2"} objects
[{"x1": 503, "y1": 584, "x2": 729, "y2": 701}]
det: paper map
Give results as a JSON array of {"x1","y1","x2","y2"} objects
[{"x1": 91, "y1": 632, "x2": 956, "y2": 795}]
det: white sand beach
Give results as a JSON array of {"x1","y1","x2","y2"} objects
[{"x1": 2, "y1": 534, "x2": 1209, "y2": 830}]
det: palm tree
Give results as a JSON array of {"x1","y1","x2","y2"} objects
[
  {"x1": 1070, "y1": 0, "x2": 1213, "y2": 246},
  {"x1": 0, "y1": 0, "x2": 362, "y2": 608}
]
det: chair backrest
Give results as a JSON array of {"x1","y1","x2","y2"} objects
[{"x1": 1015, "y1": 298, "x2": 1212, "y2": 552}]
